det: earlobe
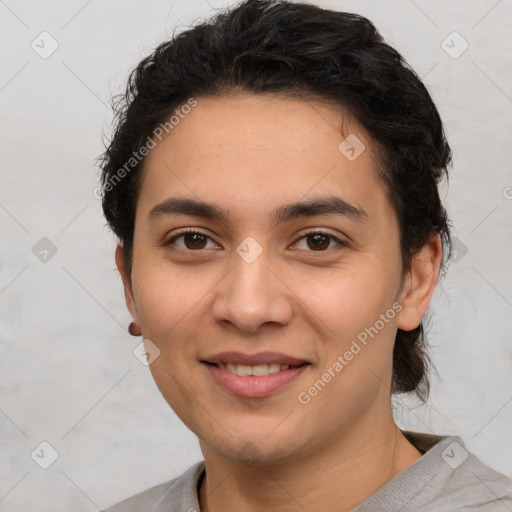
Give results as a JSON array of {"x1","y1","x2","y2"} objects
[
  {"x1": 115, "y1": 244, "x2": 140, "y2": 326},
  {"x1": 397, "y1": 234, "x2": 443, "y2": 332}
]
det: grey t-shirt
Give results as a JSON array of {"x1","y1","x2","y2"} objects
[{"x1": 102, "y1": 431, "x2": 512, "y2": 511}]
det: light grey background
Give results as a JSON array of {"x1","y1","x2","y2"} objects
[{"x1": 1, "y1": 0, "x2": 511, "y2": 510}]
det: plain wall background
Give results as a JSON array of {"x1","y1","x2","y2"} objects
[{"x1": 1, "y1": 0, "x2": 511, "y2": 510}]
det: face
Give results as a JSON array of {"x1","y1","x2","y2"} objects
[{"x1": 118, "y1": 93, "x2": 422, "y2": 465}]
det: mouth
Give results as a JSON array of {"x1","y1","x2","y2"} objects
[
  {"x1": 203, "y1": 361, "x2": 308, "y2": 376},
  {"x1": 201, "y1": 352, "x2": 311, "y2": 397}
]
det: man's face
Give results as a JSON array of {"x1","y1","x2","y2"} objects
[{"x1": 122, "y1": 93, "x2": 406, "y2": 463}]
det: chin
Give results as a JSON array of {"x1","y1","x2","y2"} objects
[{"x1": 199, "y1": 421, "x2": 312, "y2": 467}]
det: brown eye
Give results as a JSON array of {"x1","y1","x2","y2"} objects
[
  {"x1": 183, "y1": 233, "x2": 208, "y2": 250},
  {"x1": 306, "y1": 233, "x2": 330, "y2": 251},
  {"x1": 293, "y1": 231, "x2": 345, "y2": 252},
  {"x1": 166, "y1": 231, "x2": 216, "y2": 251}
]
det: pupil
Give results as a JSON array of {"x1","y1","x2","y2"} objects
[
  {"x1": 309, "y1": 234, "x2": 328, "y2": 250},
  {"x1": 185, "y1": 233, "x2": 206, "y2": 249}
]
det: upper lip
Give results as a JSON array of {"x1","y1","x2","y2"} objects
[{"x1": 202, "y1": 351, "x2": 309, "y2": 366}]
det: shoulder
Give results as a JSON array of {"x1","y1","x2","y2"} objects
[
  {"x1": 101, "y1": 461, "x2": 205, "y2": 512},
  {"x1": 101, "y1": 480, "x2": 177, "y2": 512},
  {"x1": 427, "y1": 446, "x2": 512, "y2": 511},
  {"x1": 355, "y1": 431, "x2": 512, "y2": 512},
  {"x1": 403, "y1": 432, "x2": 512, "y2": 511}
]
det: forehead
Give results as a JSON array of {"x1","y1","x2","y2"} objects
[{"x1": 136, "y1": 93, "x2": 393, "y2": 230}]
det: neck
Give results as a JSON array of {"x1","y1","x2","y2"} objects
[{"x1": 198, "y1": 412, "x2": 423, "y2": 512}]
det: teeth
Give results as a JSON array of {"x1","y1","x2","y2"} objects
[
  {"x1": 269, "y1": 363, "x2": 281, "y2": 374},
  {"x1": 236, "y1": 364, "x2": 252, "y2": 376},
  {"x1": 252, "y1": 364, "x2": 270, "y2": 376},
  {"x1": 219, "y1": 362, "x2": 295, "y2": 376}
]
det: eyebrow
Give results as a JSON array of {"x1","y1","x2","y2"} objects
[{"x1": 147, "y1": 195, "x2": 369, "y2": 226}]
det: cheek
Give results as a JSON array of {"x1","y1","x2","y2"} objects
[
  {"x1": 302, "y1": 275, "x2": 399, "y2": 413},
  {"x1": 130, "y1": 264, "x2": 210, "y2": 378},
  {"x1": 132, "y1": 260, "x2": 205, "y2": 328},
  {"x1": 134, "y1": 265, "x2": 210, "y2": 423},
  {"x1": 303, "y1": 263, "x2": 399, "y2": 340},
  {"x1": 302, "y1": 262, "x2": 400, "y2": 398}
]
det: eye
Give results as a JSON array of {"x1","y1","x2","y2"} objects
[
  {"x1": 164, "y1": 229, "x2": 346, "y2": 253},
  {"x1": 292, "y1": 231, "x2": 346, "y2": 252},
  {"x1": 165, "y1": 229, "x2": 218, "y2": 251}
]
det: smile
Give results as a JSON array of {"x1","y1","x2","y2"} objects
[
  {"x1": 215, "y1": 361, "x2": 300, "y2": 376},
  {"x1": 203, "y1": 360, "x2": 309, "y2": 397}
]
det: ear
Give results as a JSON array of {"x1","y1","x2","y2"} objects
[
  {"x1": 397, "y1": 234, "x2": 443, "y2": 331},
  {"x1": 115, "y1": 244, "x2": 139, "y2": 325}
]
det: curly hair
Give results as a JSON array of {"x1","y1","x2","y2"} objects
[{"x1": 98, "y1": 0, "x2": 452, "y2": 401}]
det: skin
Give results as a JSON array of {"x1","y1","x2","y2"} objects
[{"x1": 116, "y1": 93, "x2": 442, "y2": 512}]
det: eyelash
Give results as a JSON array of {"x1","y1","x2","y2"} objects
[{"x1": 164, "y1": 227, "x2": 347, "y2": 253}]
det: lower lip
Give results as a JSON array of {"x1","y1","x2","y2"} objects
[{"x1": 203, "y1": 363, "x2": 309, "y2": 397}]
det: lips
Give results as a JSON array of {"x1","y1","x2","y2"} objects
[{"x1": 201, "y1": 351, "x2": 310, "y2": 397}]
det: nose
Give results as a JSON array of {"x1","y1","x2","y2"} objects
[{"x1": 210, "y1": 249, "x2": 293, "y2": 334}]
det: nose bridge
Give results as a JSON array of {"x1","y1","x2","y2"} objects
[{"x1": 211, "y1": 242, "x2": 293, "y2": 332}]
